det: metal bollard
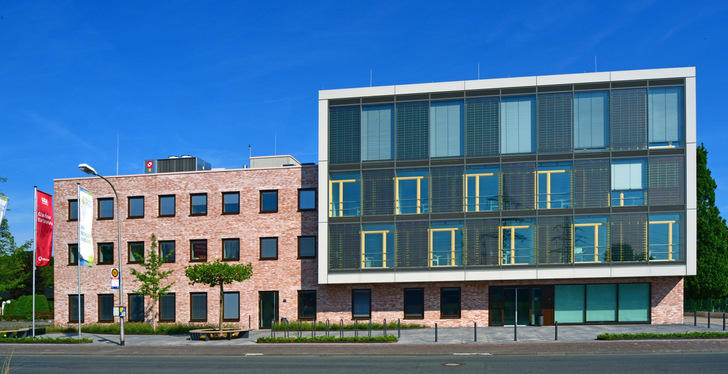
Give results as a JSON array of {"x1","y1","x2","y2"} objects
[
  {"x1": 249, "y1": 315, "x2": 251, "y2": 329},
  {"x1": 355, "y1": 320, "x2": 358, "y2": 337},
  {"x1": 435, "y1": 323, "x2": 438, "y2": 342},
  {"x1": 708, "y1": 312, "x2": 711, "y2": 329},
  {"x1": 514, "y1": 321, "x2": 517, "y2": 342},
  {"x1": 474, "y1": 322, "x2": 477, "y2": 342},
  {"x1": 555, "y1": 321, "x2": 558, "y2": 341},
  {"x1": 694, "y1": 311, "x2": 697, "y2": 326},
  {"x1": 298, "y1": 321, "x2": 302, "y2": 337},
  {"x1": 383, "y1": 318, "x2": 387, "y2": 336},
  {"x1": 369, "y1": 318, "x2": 372, "y2": 338},
  {"x1": 723, "y1": 313, "x2": 726, "y2": 331},
  {"x1": 398, "y1": 318, "x2": 401, "y2": 338},
  {"x1": 326, "y1": 319, "x2": 330, "y2": 337},
  {"x1": 312, "y1": 319, "x2": 316, "y2": 337},
  {"x1": 340, "y1": 319, "x2": 344, "y2": 338}
]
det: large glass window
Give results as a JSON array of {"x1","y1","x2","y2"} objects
[
  {"x1": 159, "y1": 240, "x2": 175, "y2": 263},
  {"x1": 465, "y1": 96, "x2": 499, "y2": 156},
  {"x1": 611, "y1": 159, "x2": 646, "y2": 206},
  {"x1": 396, "y1": 221, "x2": 429, "y2": 268},
  {"x1": 501, "y1": 162, "x2": 535, "y2": 210},
  {"x1": 223, "y1": 292, "x2": 240, "y2": 321},
  {"x1": 430, "y1": 221, "x2": 463, "y2": 267},
  {"x1": 222, "y1": 192, "x2": 239, "y2": 214},
  {"x1": 573, "y1": 91, "x2": 609, "y2": 149},
  {"x1": 260, "y1": 190, "x2": 278, "y2": 213},
  {"x1": 361, "y1": 224, "x2": 393, "y2": 268},
  {"x1": 537, "y1": 216, "x2": 572, "y2": 265},
  {"x1": 352, "y1": 289, "x2": 371, "y2": 318},
  {"x1": 464, "y1": 166, "x2": 499, "y2": 212},
  {"x1": 574, "y1": 216, "x2": 608, "y2": 263},
  {"x1": 98, "y1": 294, "x2": 114, "y2": 322},
  {"x1": 611, "y1": 88, "x2": 647, "y2": 151},
  {"x1": 298, "y1": 290, "x2": 316, "y2": 320},
  {"x1": 586, "y1": 284, "x2": 617, "y2": 322},
  {"x1": 260, "y1": 237, "x2": 278, "y2": 260},
  {"x1": 500, "y1": 219, "x2": 534, "y2": 265},
  {"x1": 97, "y1": 243, "x2": 114, "y2": 265},
  {"x1": 160, "y1": 293, "x2": 175, "y2": 322},
  {"x1": 500, "y1": 96, "x2": 535, "y2": 154},
  {"x1": 649, "y1": 213, "x2": 682, "y2": 261},
  {"x1": 190, "y1": 292, "x2": 207, "y2": 322},
  {"x1": 396, "y1": 101, "x2": 429, "y2": 160},
  {"x1": 537, "y1": 92, "x2": 572, "y2": 153},
  {"x1": 440, "y1": 287, "x2": 461, "y2": 318},
  {"x1": 222, "y1": 238, "x2": 240, "y2": 261},
  {"x1": 129, "y1": 294, "x2": 144, "y2": 322},
  {"x1": 128, "y1": 196, "x2": 144, "y2": 218},
  {"x1": 329, "y1": 224, "x2": 361, "y2": 270},
  {"x1": 159, "y1": 195, "x2": 175, "y2": 217},
  {"x1": 190, "y1": 193, "x2": 207, "y2": 216},
  {"x1": 554, "y1": 285, "x2": 585, "y2": 323},
  {"x1": 298, "y1": 188, "x2": 316, "y2": 211},
  {"x1": 429, "y1": 100, "x2": 463, "y2": 157},
  {"x1": 362, "y1": 104, "x2": 394, "y2": 161},
  {"x1": 396, "y1": 169, "x2": 428, "y2": 214},
  {"x1": 329, "y1": 172, "x2": 360, "y2": 217},
  {"x1": 69, "y1": 294, "x2": 84, "y2": 322},
  {"x1": 404, "y1": 288, "x2": 424, "y2": 319},
  {"x1": 362, "y1": 169, "x2": 394, "y2": 215},
  {"x1": 648, "y1": 155, "x2": 685, "y2": 206},
  {"x1": 573, "y1": 159, "x2": 610, "y2": 208},
  {"x1": 611, "y1": 214, "x2": 648, "y2": 262},
  {"x1": 537, "y1": 162, "x2": 571, "y2": 209},
  {"x1": 431, "y1": 166, "x2": 463, "y2": 213},
  {"x1": 329, "y1": 105, "x2": 361, "y2": 164},
  {"x1": 618, "y1": 283, "x2": 650, "y2": 322},
  {"x1": 648, "y1": 86, "x2": 683, "y2": 147},
  {"x1": 98, "y1": 198, "x2": 114, "y2": 219},
  {"x1": 190, "y1": 239, "x2": 207, "y2": 262}
]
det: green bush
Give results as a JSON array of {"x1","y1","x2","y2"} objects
[
  {"x1": 258, "y1": 335, "x2": 398, "y2": 343},
  {"x1": 3, "y1": 295, "x2": 49, "y2": 316},
  {"x1": 0, "y1": 336, "x2": 92, "y2": 344},
  {"x1": 597, "y1": 331, "x2": 728, "y2": 340},
  {"x1": 0, "y1": 312, "x2": 53, "y2": 321},
  {"x1": 273, "y1": 320, "x2": 423, "y2": 331},
  {"x1": 46, "y1": 322, "x2": 235, "y2": 335}
]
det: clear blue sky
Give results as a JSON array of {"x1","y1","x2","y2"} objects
[{"x1": 1, "y1": 1, "x2": 727, "y2": 245}]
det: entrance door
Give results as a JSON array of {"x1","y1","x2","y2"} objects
[
  {"x1": 490, "y1": 286, "x2": 553, "y2": 326},
  {"x1": 259, "y1": 291, "x2": 279, "y2": 328},
  {"x1": 503, "y1": 288, "x2": 530, "y2": 325}
]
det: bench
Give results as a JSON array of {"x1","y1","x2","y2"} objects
[
  {"x1": 0, "y1": 328, "x2": 32, "y2": 338},
  {"x1": 189, "y1": 329, "x2": 249, "y2": 341}
]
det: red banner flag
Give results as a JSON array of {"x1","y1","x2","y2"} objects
[{"x1": 36, "y1": 190, "x2": 53, "y2": 267}]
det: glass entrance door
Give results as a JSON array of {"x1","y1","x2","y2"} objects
[
  {"x1": 259, "y1": 291, "x2": 279, "y2": 328},
  {"x1": 490, "y1": 286, "x2": 547, "y2": 326},
  {"x1": 503, "y1": 288, "x2": 530, "y2": 325}
]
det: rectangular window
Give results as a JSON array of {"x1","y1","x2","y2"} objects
[
  {"x1": 395, "y1": 221, "x2": 429, "y2": 268},
  {"x1": 128, "y1": 241, "x2": 144, "y2": 264},
  {"x1": 537, "y1": 216, "x2": 572, "y2": 265},
  {"x1": 190, "y1": 293, "x2": 207, "y2": 322},
  {"x1": 69, "y1": 199, "x2": 78, "y2": 221},
  {"x1": 68, "y1": 243, "x2": 78, "y2": 265},
  {"x1": 574, "y1": 91, "x2": 609, "y2": 149},
  {"x1": 260, "y1": 190, "x2": 278, "y2": 213},
  {"x1": 648, "y1": 155, "x2": 685, "y2": 206},
  {"x1": 396, "y1": 169, "x2": 428, "y2": 214},
  {"x1": 223, "y1": 292, "x2": 240, "y2": 321},
  {"x1": 618, "y1": 283, "x2": 650, "y2": 322},
  {"x1": 98, "y1": 294, "x2": 114, "y2": 322},
  {"x1": 500, "y1": 219, "x2": 535, "y2": 265},
  {"x1": 574, "y1": 216, "x2": 608, "y2": 263},
  {"x1": 329, "y1": 105, "x2": 361, "y2": 164},
  {"x1": 352, "y1": 289, "x2": 371, "y2": 318},
  {"x1": 361, "y1": 224, "x2": 393, "y2": 268},
  {"x1": 362, "y1": 169, "x2": 394, "y2": 216},
  {"x1": 159, "y1": 240, "x2": 175, "y2": 263},
  {"x1": 611, "y1": 88, "x2": 647, "y2": 151},
  {"x1": 611, "y1": 159, "x2": 646, "y2": 206},
  {"x1": 648, "y1": 86, "x2": 683, "y2": 147},
  {"x1": 190, "y1": 239, "x2": 207, "y2": 262},
  {"x1": 98, "y1": 197, "x2": 114, "y2": 219},
  {"x1": 573, "y1": 159, "x2": 610, "y2": 208},
  {"x1": 298, "y1": 236, "x2": 316, "y2": 259},
  {"x1": 298, "y1": 290, "x2": 317, "y2": 320},
  {"x1": 465, "y1": 96, "x2": 499, "y2": 157},
  {"x1": 649, "y1": 213, "x2": 682, "y2": 261},
  {"x1": 429, "y1": 100, "x2": 463, "y2": 157},
  {"x1": 586, "y1": 284, "x2": 617, "y2": 322},
  {"x1": 69, "y1": 294, "x2": 84, "y2": 322},
  {"x1": 554, "y1": 285, "x2": 585, "y2": 323},
  {"x1": 537, "y1": 92, "x2": 573, "y2": 153},
  {"x1": 396, "y1": 101, "x2": 429, "y2": 160},
  {"x1": 329, "y1": 172, "x2": 360, "y2": 217},
  {"x1": 440, "y1": 287, "x2": 461, "y2": 318},
  {"x1": 404, "y1": 288, "x2": 424, "y2": 319},
  {"x1": 97, "y1": 242, "x2": 114, "y2": 265},
  {"x1": 159, "y1": 293, "x2": 175, "y2": 322},
  {"x1": 128, "y1": 196, "x2": 144, "y2": 218},
  {"x1": 430, "y1": 222, "x2": 463, "y2": 267},
  {"x1": 465, "y1": 219, "x2": 500, "y2": 266},
  {"x1": 298, "y1": 188, "x2": 316, "y2": 211},
  {"x1": 611, "y1": 213, "x2": 648, "y2": 262},
  {"x1": 129, "y1": 294, "x2": 144, "y2": 322},
  {"x1": 329, "y1": 223, "x2": 361, "y2": 270},
  {"x1": 362, "y1": 104, "x2": 394, "y2": 161},
  {"x1": 500, "y1": 96, "x2": 535, "y2": 154},
  {"x1": 190, "y1": 193, "x2": 207, "y2": 216},
  {"x1": 222, "y1": 238, "x2": 240, "y2": 261},
  {"x1": 260, "y1": 237, "x2": 278, "y2": 260},
  {"x1": 501, "y1": 162, "x2": 536, "y2": 210},
  {"x1": 222, "y1": 192, "x2": 240, "y2": 214},
  {"x1": 537, "y1": 162, "x2": 571, "y2": 209},
  {"x1": 464, "y1": 166, "x2": 499, "y2": 212},
  {"x1": 431, "y1": 165, "x2": 463, "y2": 213},
  {"x1": 159, "y1": 195, "x2": 175, "y2": 217}
]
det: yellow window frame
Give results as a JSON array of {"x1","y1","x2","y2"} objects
[
  {"x1": 361, "y1": 230, "x2": 391, "y2": 268},
  {"x1": 573, "y1": 222, "x2": 605, "y2": 263},
  {"x1": 498, "y1": 225, "x2": 531, "y2": 265},
  {"x1": 536, "y1": 169, "x2": 568, "y2": 209},
  {"x1": 429, "y1": 227, "x2": 461, "y2": 267},
  {"x1": 329, "y1": 179, "x2": 356, "y2": 217},
  {"x1": 395, "y1": 176, "x2": 426, "y2": 214},
  {"x1": 463, "y1": 173, "x2": 497, "y2": 212},
  {"x1": 649, "y1": 220, "x2": 677, "y2": 261}
]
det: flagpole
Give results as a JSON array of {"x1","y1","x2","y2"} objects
[
  {"x1": 32, "y1": 186, "x2": 37, "y2": 337},
  {"x1": 77, "y1": 183, "x2": 81, "y2": 338}
]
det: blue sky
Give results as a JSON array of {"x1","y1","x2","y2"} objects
[{"x1": 1, "y1": 0, "x2": 726, "y2": 245}]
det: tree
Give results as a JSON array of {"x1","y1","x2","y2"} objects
[
  {"x1": 685, "y1": 144, "x2": 728, "y2": 299},
  {"x1": 0, "y1": 218, "x2": 32, "y2": 297},
  {"x1": 185, "y1": 260, "x2": 253, "y2": 331},
  {"x1": 129, "y1": 234, "x2": 175, "y2": 331}
]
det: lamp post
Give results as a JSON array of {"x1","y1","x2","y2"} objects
[{"x1": 78, "y1": 163, "x2": 124, "y2": 346}]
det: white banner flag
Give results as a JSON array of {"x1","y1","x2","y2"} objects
[
  {"x1": 78, "y1": 187, "x2": 94, "y2": 267},
  {"x1": 0, "y1": 196, "x2": 7, "y2": 223}
]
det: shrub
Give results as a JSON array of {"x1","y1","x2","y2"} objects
[
  {"x1": 257, "y1": 335, "x2": 398, "y2": 343},
  {"x1": 272, "y1": 320, "x2": 424, "y2": 331},
  {"x1": 0, "y1": 336, "x2": 92, "y2": 344},
  {"x1": 46, "y1": 322, "x2": 235, "y2": 335},
  {"x1": 4, "y1": 295, "x2": 49, "y2": 316},
  {"x1": 597, "y1": 331, "x2": 728, "y2": 340},
  {"x1": 0, "y1": 312, "x2": 53, "y2": 321}
]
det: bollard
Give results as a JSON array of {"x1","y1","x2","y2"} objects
[
  {"x1": 340, "y1": 319, "x2": 344, "y2": 338},
  {"x1": 514, "y1": 321, "x2": 517, "y2": 342},
  {"x1": 249, "y1": 315, "x2": 251, "y2": 329},
  {"x1": 326, "y1": 319, "x2": 330, "y2": 337},
  {"x1": 369, "y1": 318, "x2": 372, "y2": 338},
  {"x1": 355, "y1": 320, "x2": 358, "y2": 337},
  {"x1": 708, "y1": 311, "x2": 711, "y2": 329},
  {"x1": 555, "y1": 321, "x2": 558, "y2": 341},
  {"x1": 694, "y1": 311, "x2": 697, "y2": 326},
  {"x1": 398, "y1": 318, "x2": 401, "y2": 339},
  {"x1": 298, "y1": 321, "x2": 302, "y2": 337},
  {"x1": 723, "y1": 313, "x2": 726, "y2": 331},
  {"x1": 312, "y1": 319, "x2": 316, "y2": 337},
  {"x1": 273, "y1": 320, "x2": 277, "y2": 338},
  {"x1": 435, "y1": 323, "x2": 438, "y2": 342},
  {"x1": 270, "y1": 321, "x2": 274, "y2": 338},
  {"x1": 474, "y1": 322, "x2": 477, "y2": 342},
  {"x1": 383, "y1": 318, "x2": 387, "y2": 336}
]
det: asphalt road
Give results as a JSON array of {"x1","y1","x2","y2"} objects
[{"x1": 5, "y1": 352, "x2": 728, "y2": 374}]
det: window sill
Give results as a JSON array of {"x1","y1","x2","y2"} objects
[
  {"x1": 127, "y1": 216, "x2": 144, "y2": 219},
  {"x1": 158, "y1": 215, "x2": 176, "y2": 218},
  {"x1": 221, "y1": 212, "x2": 240, "y2": 215}
]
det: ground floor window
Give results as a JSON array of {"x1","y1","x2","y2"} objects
[
  {"x1": 69, "y1": 294, "x2": 84, "y2": 323},
  {"x1": 129, "y1": 294, "x2": 145, "y2": 322},
  {"x1": 223, "y1": 292, "x2": 240, "y2": 321},
  {"x1": 98, "y1": 294, "x2": 114, "y2": 322},
  {"x1": 298, "y1": 290, "x2": 316, "y2": 320},
  {"x1": 404, "y1": 288, "x2": 424, "y2": 319},
  {"x1": 554, "y1": 283, "x2": 650, "y2": 324},
  {"x1": 191, "y1": 292, "x2": 207, "y2": 322},
  {"x1": 160, "y1": 293, "x2": 175, "y2": 322},
  {"x1": 352, "y1": 289, "x2": 371, "y2": 319},
  {"x1": 440, "y1": 287, "x2": 461, "y2": 318}
]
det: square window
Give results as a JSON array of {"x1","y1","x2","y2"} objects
[
  {"x1": 98, "y1": 242, "x2": 114, "y2": 265},
  {"x1": 128, "y1": 196, "x2": 144, "y2": 218},
  {"x1": 69, "y1": 294, "x2": 84, "y2": 323},
  {"x1": 68, "y1": 244, "x2": 78, "y2": 265},
  {"x1": 611, "y1": 159, "x2": 646, "y2": 207},
  {"x1": 298, "y1": 189, "x2": 316, "y2": 211},
  {"x1": 260, "y1": 190, "x2": 278, "y2": 213},
  {"x1": 260, "y1": 237, "x2": 278, "y2": 260},
  {"x1": 190, "y1": 239, "x2": 207, "y2": 262},
  {"x1": 404, "y1": 288, "x2": 424, "y2": 319},
  {"x1": 128, "y1": 294, "x2": 144, "y2": 322},
  {"x1": 440, "y1": 287, "x2": 461, "y2": 318},
  {"x1": 222, "y1": 238, "x2": 240, "y2": 261},
  {"x1": 298, "y1": 236, "x2": 316, "y2": 259},
  {"x1": 298, "y1": 290, "x2": 316, "y2": 320},
  {"x1": 222, "y1": 192, "x2": 240, "y2": 214},
  {"x1": 98, "y1": 198, "x2": 114, "y2": 219},
  {"x1": 190, "y1": 293, "x2": 207, "y2": 322},
  {"x1": 98, "y1": 294, "x2": 114, "y2": 322},
  {"x1": 69, "y1": 199, "x2": 78, "y2": 221},
  {"x1": 128, "y1": 241, "x2": 144, "y2": 263},
  {"x1": 352, "y1": 289, "x2": 371, "y2": 319},
  {"x1": 223, "y1": 292, "x2": 240, "y2": 321},
  {"x1": 190, "y1": 193, "x2": 207, "y2": 216},
  {"x1": 159, "y1": 293, "x2": 175, "y2": 322},
  {"x1": 159, "y1": 195, "x2": 176, "y2": 217},
  {"x1": 159, "y1": 240, "x2": 175, "y2": 263}
]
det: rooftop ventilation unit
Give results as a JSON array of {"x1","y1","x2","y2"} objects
[{"x1": 144, "y1": 156, "x2": 212, "y2": 174}]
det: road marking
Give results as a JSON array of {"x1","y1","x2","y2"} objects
[
  {"x1": 245, "y1": 353, "x2": 264, "y2": 356},
  {"x1": 453, "y1": 353, "x2": 492, "y2": 356}
]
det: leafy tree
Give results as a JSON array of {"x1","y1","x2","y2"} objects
[
  {"x1": 129, "y1": 234, "x2": 175, "y2": 331},
  {"x1": 185, "y1": 260, "x2": 253, "y2": 331},
  {"x1": 0, "y1": 218, "x2": 32, "y2": 297},
  {"x1": 685, "y1": 144, "x2": 728, "y2": 299}
]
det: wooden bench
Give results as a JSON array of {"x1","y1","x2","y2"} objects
[{"x1": 189, "y1": 329, "x2": 249, "y2": 341}]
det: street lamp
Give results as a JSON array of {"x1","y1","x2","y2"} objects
[{"x1": 78, "y1": 163, "x2": 125, "y2": 346}]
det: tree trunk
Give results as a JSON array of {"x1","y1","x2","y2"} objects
[
  {"x1": 152, "y1": 299, "x2": 158, "y2": 332},
  {"x1": 219, "y1": 283, "x2": 224, "y2": 331}
]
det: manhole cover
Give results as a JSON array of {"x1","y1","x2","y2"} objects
[{"x1": 442, "y1": 363, "x2": 464, "y2": 367}]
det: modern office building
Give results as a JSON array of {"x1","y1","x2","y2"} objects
[{"x1": 318, "y1": 67, "x2": 695, "y2": 326}]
